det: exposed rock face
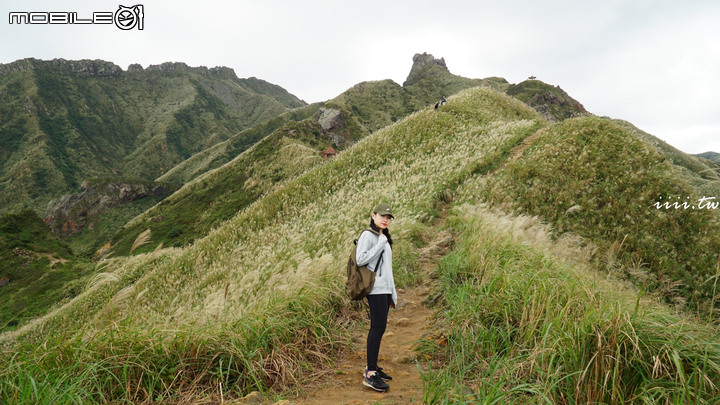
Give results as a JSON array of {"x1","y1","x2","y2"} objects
[
  {"x1": 526, "y1": 90, "x2": 588, "y2": 121},
  {"x1": 0, "y1": 58, "x2": 123, "y2": 77},
  {"x1": 44, "y1": 181, "x2": 181, "y2": 237},
  {"x1": 316, "y1": 108, "x2": 349, "y2": 148},
  {"x1": 317, "y1": 108, "x2": 342, "y2": 132},
  {"x1": 506, "y1": 80, "x2": 589, "y2": 122},
  {"x1": 403, "y1": 53, "x2": 449, "y2": 86}
]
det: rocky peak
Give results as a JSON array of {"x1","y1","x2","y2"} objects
[
  {"x1": 0, "y1": 58, "x2": 123, "y2": 77},
  {"x1": 145, "y1": 61, "x2": 194, "y2": 73},
  {"x1": 127, "y1": 63, "x2": 144, "y2": 73},
  {"x1": 209, "y1": 66, "x2": 238, "y2": 80},
  {"x1": 506, "y1": 80, "x2": 589, "y2": 122},
  {"x1": 403, "y1": 52, "x2": 449, "y2": 86},
  {"x1": 144, "y1": 62, "x2": 239, "y2": 79}
]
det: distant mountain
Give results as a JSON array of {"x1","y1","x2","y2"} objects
[
  {"x1": 697, "y1": 151, "x2": 720, "y2": 165},
  {"x1": 104, "y1": 53, "x2": 510, "y2": 256},
  {"x1": 0, "y1": 52, "x2": 602, "y2": 332},
  {"x1": 4, "y1": 54, "x2": 720, "y2": 405},
  {"x1": 0, "y1": 58, "x2": 305, "y2": 216}
]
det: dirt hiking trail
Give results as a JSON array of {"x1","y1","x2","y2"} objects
[{"x1": 293, "y1": 287, "x2": 433, "y2": 404}]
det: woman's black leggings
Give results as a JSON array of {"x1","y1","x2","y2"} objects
[{"x1": 367, "y1": 294, "x2": 392, "y2": 371}]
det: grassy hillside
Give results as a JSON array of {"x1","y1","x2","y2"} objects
[
  {"x1": 62, "y1": 188, "x2": 174, "y2": 258},
  {"x1": 323, "y1": 70, "x2": 489, "y2": 135},
  {"x1": 157, "y1": 103, "x2": 323, "y2": 184},
  {"x1": 476, "y1": 117, "x2": 720, "y2": 310},
  {"x1": 0, "y1": 210, "x2": 93, "y2": 332},
  {"x1": 107, "y1": 118, "x2": 330, "y2": 257},
  {"x1": 2, "y1": 86, "x2": 719, "y2": 403},
  {"x1": 697, "y1": 151, "x2": 720, "y2": 165},
  {"x1": 107, "y1": 66, "x2": 500, "y2": 258},
  {"x1": 0, "y1": 58, "x2": 304, "y2": 216},
  {"x1": 620, "y1": 122, "x2": 720, "y2": 200},
  {"x1": 507, "y1": 79, "x2": 588, "y2": 121},
  {"x1": 0, "y1": 87, "x2": 544, "y2": 400},
  {"x1": 420, "y1": 204, "x2": 720, "y2": 403}
]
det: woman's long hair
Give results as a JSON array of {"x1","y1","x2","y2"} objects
[{"x1": 370, "y1": 217, "x2": 393, "y2": 247}]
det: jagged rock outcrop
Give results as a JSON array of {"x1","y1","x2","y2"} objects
[
  {"x1": 506, "y1": 80, "x2": 589, "y2": 122},
  {"x1": 44, "y1": 181, "x2": 181, "y2": 237},
  {"x1": 403, "y1": 53, "x2": 449, "y2": 86},
  {"x1": 0, "y1": 58, "x2": 123, "y2": 77},
  {"x1": 526, "y1": 90, "x2": 588, "y2": 121},
  {"x1": 315, "y1": 108, "x2": 350, "y2": 148}
]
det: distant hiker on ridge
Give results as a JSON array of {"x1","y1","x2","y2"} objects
[{"x1": 441, "y1": 96, "x2": 446, "y2": 106}]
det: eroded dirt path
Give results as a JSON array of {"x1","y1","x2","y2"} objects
[{"x1": 293, "y1": 287, "x2": 433, "y2": 404}]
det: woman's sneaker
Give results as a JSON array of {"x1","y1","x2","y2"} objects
[
  {"x1": 363, "y1": 370, "x2": 390, "y2": 392},
  {"x1": 361, "y1": 367, "x2": 392, "y2": 381},
  {"x1": 376, "y1": 367, "x2": 392, "y2": 381}
]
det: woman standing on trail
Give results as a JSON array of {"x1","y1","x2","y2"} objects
[{"x1": 355, "y1": 203, "x2": 397, "y2": 392}]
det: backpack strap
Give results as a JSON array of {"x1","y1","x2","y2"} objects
[{"x1": 360, "y1": 228, "x2": 384, "y2": 276}]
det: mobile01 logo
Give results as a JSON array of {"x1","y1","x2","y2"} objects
[{"x1": 9, "y1": 5, "x2": 144, "y2": 30}]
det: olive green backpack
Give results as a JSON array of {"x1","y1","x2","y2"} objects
[{"x1": 346, "y1": 228, "x2": 384, "y2": 300}]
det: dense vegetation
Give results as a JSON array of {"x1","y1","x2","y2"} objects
[
  {"x1": 420, "y1": 205, "x2": 720, "y2": 403},
  {"x1": 478, "y1": 117, "x2": 720, "y2": 311},
  {"x1": 109, "y1": 62, "x2": 501, "y2": 257},
  {"x1": 0, "y1": 59, "x2": 304, "y2": 215},
  {"x1": 0, "y1": 210, "x2": 93, "y2": 332},
  {"x1": 2, "y1": 85, "x2": 717, "y2": 403},
  {"x1": 0, "y1": 87, "x2": 545, "y2": 402},
  {"x1": 1, "y1": 55, "x2": 719, "y2": 403}
]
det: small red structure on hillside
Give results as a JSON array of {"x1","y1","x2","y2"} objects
[{"x1": 320, "y1": 146, "x2": 338, "y2": 159}]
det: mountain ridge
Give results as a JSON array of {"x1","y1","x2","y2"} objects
[
  {"x1": 2, "y1": 77, "x2": 720, "y2": 403},
  {"x1": 697, "y1": 151, "x2": 720, "y2": 165},
  {"x1": 0, "y1": 57, "x2": 306, "y2": 216},
  {"x1": 0, "y1": 53, "x2": 605, "y2": 328}
]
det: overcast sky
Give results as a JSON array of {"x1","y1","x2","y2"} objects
[{"x1": 2, "y1": 0, "x2": 719, "y2": 154}]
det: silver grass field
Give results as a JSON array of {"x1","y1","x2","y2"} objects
[{"x1": 2, "y1": 87, "x2": 719, "y2": 404}]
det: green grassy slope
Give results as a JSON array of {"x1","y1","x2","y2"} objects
[
  {"x1": 63, "y1": 189, "x2": 173, "y2": 258},
  {"x1": 507, "y1": 79, "x2": 588, "y2": 121},
  {"x1": 107, "y1": 118, "x2": 330, "y2": 257},
  {"x1": 477, "y1": 117, "x2": 720, "y2": 309},
  {"x1": 697, "y1": 151, "x2": 720, "y2": 165},
  {"x1": 614, "y1": 120, "x2": 720, "y2": 197},
  {"x1": 0, "y1": 58, "x2": 304, "y2": 215},
  {"x1": 2, "y1": 86, "x2": 543, "y2": 341},
  {"x1": 157, "y1": 103, "x2": 323, "y2": 184},
  {"x1": 0, "y1": 210, "x2": 93, "y2": 332},
  {"x1": 1, "y1": 86, "x2": 719, "y2": 403},
  {"x1": 421, "y1": 204, "x2": 720, "y2": 403},
  {"x1": 108, "y1": 68, "x2": 499, "y2": 258}
]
